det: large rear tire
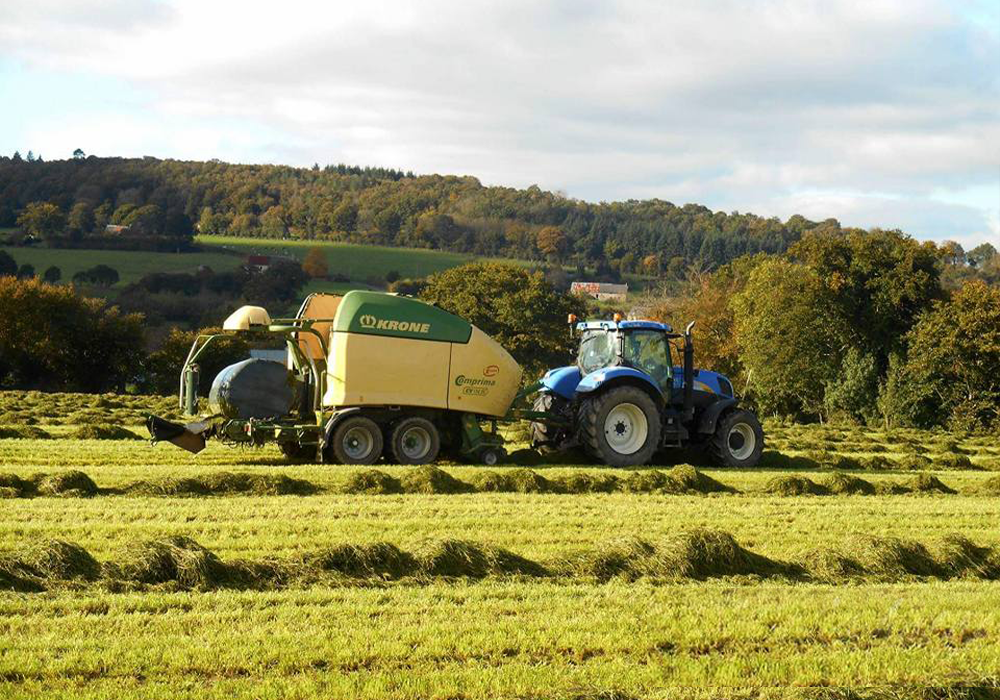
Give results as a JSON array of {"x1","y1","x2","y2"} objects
[
  {"x1": 530, "y1": 392, "x2": 570, "y2": 453},
  {"x1": 390, "y1": 417, "x2": 441, "y2": 465},
  {"x1": 578, "y1": 386, "x2": 661, "y2": 467},
  {"x1": 709, "y1": 408, "x2": 764, "y2": 468},
  {"x1": 329, "y1": 416, "x2": 384, "y2": 465}
]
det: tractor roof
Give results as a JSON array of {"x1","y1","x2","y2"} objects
[{"x1": 576, "y1": 319, "x2": 673, "y2": 332}]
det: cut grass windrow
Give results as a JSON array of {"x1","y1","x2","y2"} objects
[
  {"x1": 4, "y1": 529, "x2": 1000, "y2": 593},
  {"x1": 0, "y1": 466, "x2": 976, "y2": 500}
]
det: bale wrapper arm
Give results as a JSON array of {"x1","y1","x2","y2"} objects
[{"x1": 147, "y1": 306, "x2": 335, "y2": 457}]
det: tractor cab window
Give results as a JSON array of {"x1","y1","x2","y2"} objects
[
  {"x1": 624, "y1": 330, "x2": 671, "y2": 390},
  {"x1": 578, "y1": 330, "x2": 616, "y2": 374}
]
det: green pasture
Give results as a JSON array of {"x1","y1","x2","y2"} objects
[
  {"x1": 198, "y1": 234, "x2": 500, "y2": 281},
  {"x1": 0, "y1": 246, "x2": 242, "y2": 287}
]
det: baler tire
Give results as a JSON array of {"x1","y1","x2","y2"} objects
[
  {"x1": 390, "y1": 417, "x2": 441, "y2": 465},
  {"x1": 530, "y1": 392, "x2": 568, "y2": 453},
  {"x1": 578, "y1": 386, "x2": 660, "y2": 468},
  {"x1": 709, "y1": 408, "x2": 764, "y2": 468},
  {"x1": 329, "y1": 416, "x2": 384, "y2": 465}
]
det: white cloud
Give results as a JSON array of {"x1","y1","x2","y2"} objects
[{"x1": 0, "y1": 0, "x2": 997, "y2": 243}]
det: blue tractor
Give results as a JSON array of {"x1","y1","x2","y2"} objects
[{"x1": 529, "y1": 317, "x2": 763, "y2": 468}]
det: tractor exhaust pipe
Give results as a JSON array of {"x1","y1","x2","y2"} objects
[
  {"x1": 145, "y1": 415, "x2": 209, "y2": 454},
  {"x1": 683, "y1": 322, "x2": 695, "y2": 419}
]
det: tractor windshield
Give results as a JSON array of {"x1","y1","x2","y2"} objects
[
  {"x1": 578, "y1": 330, "x2": 616, "y2": 374},
  {"x1": 623, "y1": 330, "x2": 672, "y2": 390}
]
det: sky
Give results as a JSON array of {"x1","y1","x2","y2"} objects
[{"x1": 0, "y1": 0, "x2": 997, "y2": 247}]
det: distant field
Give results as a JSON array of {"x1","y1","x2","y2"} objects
[
  {"x1": 198, "y1": 234, "x2": 502, "y2": 281},
  {"x1": 0, "y1": 246, "x2": 242, "y2": 287},
  {"x1": 4, "y1": 238, "x2": 654, "y2": 302},
  {"x1": 2, "y1": 237, "x2": 536, "y2": 296}
]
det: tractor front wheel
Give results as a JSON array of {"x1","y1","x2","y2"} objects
[
  {"x1": 709, "y1": 409, "x2": 764, "y2": 468},
  {"x1": 579, "y1": 386, "x2": 661, "y2": 467},
  {"x1": 329, "y1": 416, "x2": 384, "y2": 465}
]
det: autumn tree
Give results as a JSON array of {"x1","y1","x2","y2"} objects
[
  {"x1": 67, "y1": 201, "x2": 95, "y2": 235},
  {"x1": 16, "y1": 202, "x2": 65, "y2": 240},
  {"x1": 302, "y1": 246, "x2": 329, "y2": 278},
  {"x1": 420, "y1": 262, "x2": 587, "y2": 378},
  {"x1": 789, "y1": 228, "x2": 942, "y2": 365},
  {"x1": 0, "y1": 277, "x2": 144, "y2": 391},
  {"x1": 536, "y1": 226, "x2": 568, "y2": 261},
  {"x1": 884, "y1": 281, "x2": 1000, "y2": 432},
  {"x1": 648, "y1": 255, "x2": 766, "y2": 387},
  {"x1": 732, "y1": 258, "x2": 848, "y2": 418}
]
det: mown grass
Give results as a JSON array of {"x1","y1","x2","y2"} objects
[
  {"x1": 2, "y1": 582, "x2": 1000, "y2": 699},
  {"x1": 2, "y1": 392, "x2": 1000, "y2": 697}
]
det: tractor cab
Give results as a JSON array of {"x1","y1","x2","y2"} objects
[{"x1": 577, "y1": 320, "x2": 674, "y2": 392}]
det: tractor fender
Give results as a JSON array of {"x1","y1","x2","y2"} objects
[
  {"x1": 320, "y1": 407, "x2": 365, "y2": 462},
  {"x1": 575, "y1": 367, "x2": 664, "y2": 404},
  {"x1": 541, "y1": 366, "x2": 582, "y2": 400},
  {"x1": 696, "y1": 398, "x2": 738, "y2": 435}
]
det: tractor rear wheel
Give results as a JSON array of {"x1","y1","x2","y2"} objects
[
  {"x1": 390, "y1": 417, "x2": 441, "y2": 465},
  {"x1": 578, "y1": 386, "x2": 660, "y2": 467},
  {"x1": 329, "y1": 416, "x2": 384, "y2": 465},
  {"x1": 530, "y1": 392, "x2": 569, "y2": 453},
  {"x1": 709, "y1": 409, "x2": 764, "y2": 468}
]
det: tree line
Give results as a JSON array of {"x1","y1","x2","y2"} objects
[
  {"x1": 652, "y1": 230, "x2": 1000, "y2": 432},
  {"x1": 3, "y1": 154, "x2": 826, "y2": 274},
  {"x1": 1, "y1": 236, "x2": 997, "y2": 432}
]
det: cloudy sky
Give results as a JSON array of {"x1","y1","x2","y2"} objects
[{"x1": 1, "y1": 0, "x2": 997, "y2": 246}]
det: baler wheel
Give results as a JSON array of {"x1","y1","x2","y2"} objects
[
  {"x1": 479, "y1": 447, "x2": 506, "y2": 466},
  {"x1": 390, "y1": 417, "x2": 441, "y2": 465},
  {"x1": 329, "y1": 416, "x2": 384, "y2": 465}
]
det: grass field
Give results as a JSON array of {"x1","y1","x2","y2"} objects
[
  {"x1": 198, "y1": 234, "x2": 508, "y2": 282},
  {"x1": 0, "y1": 246, "x2": 243, "y2": 287},
  {"x1": 2, "y1": 237, "x2": 530, "y2": 296},
  {"x1": 2, "y1": 391, "x2": 1000, "y2": 698}
]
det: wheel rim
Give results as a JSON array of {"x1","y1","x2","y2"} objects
[
  {"x1": 727, "y1": 423, "x2": 756, "y2": 461},
  {"x1": 603, "y1": 402, "x2": 648, "y2": 455},
  {"x1": 400, "y1": 425, "x2": 432, "y2": 461},
  {"x1": 482, "y1": 450, "x2": 498, "y2": 465},
  {"x1": 343, "y1": 426, "x2": 374, "y2": 461}
]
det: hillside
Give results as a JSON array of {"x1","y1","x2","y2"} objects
[{"x1": 0, "y1": 155, "x2": 827, "y2": 275}]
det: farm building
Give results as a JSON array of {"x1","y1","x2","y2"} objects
[
  {"x1": 245, "y1": 255, "x2": 271, "y2": 273},
  {"x1": 570, "y1": 281, "x2": 628, "y2": 301}
]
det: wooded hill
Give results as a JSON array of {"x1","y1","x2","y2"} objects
[{"x1": 1, "y1": 154, "x2": 829, "y2": 275}]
